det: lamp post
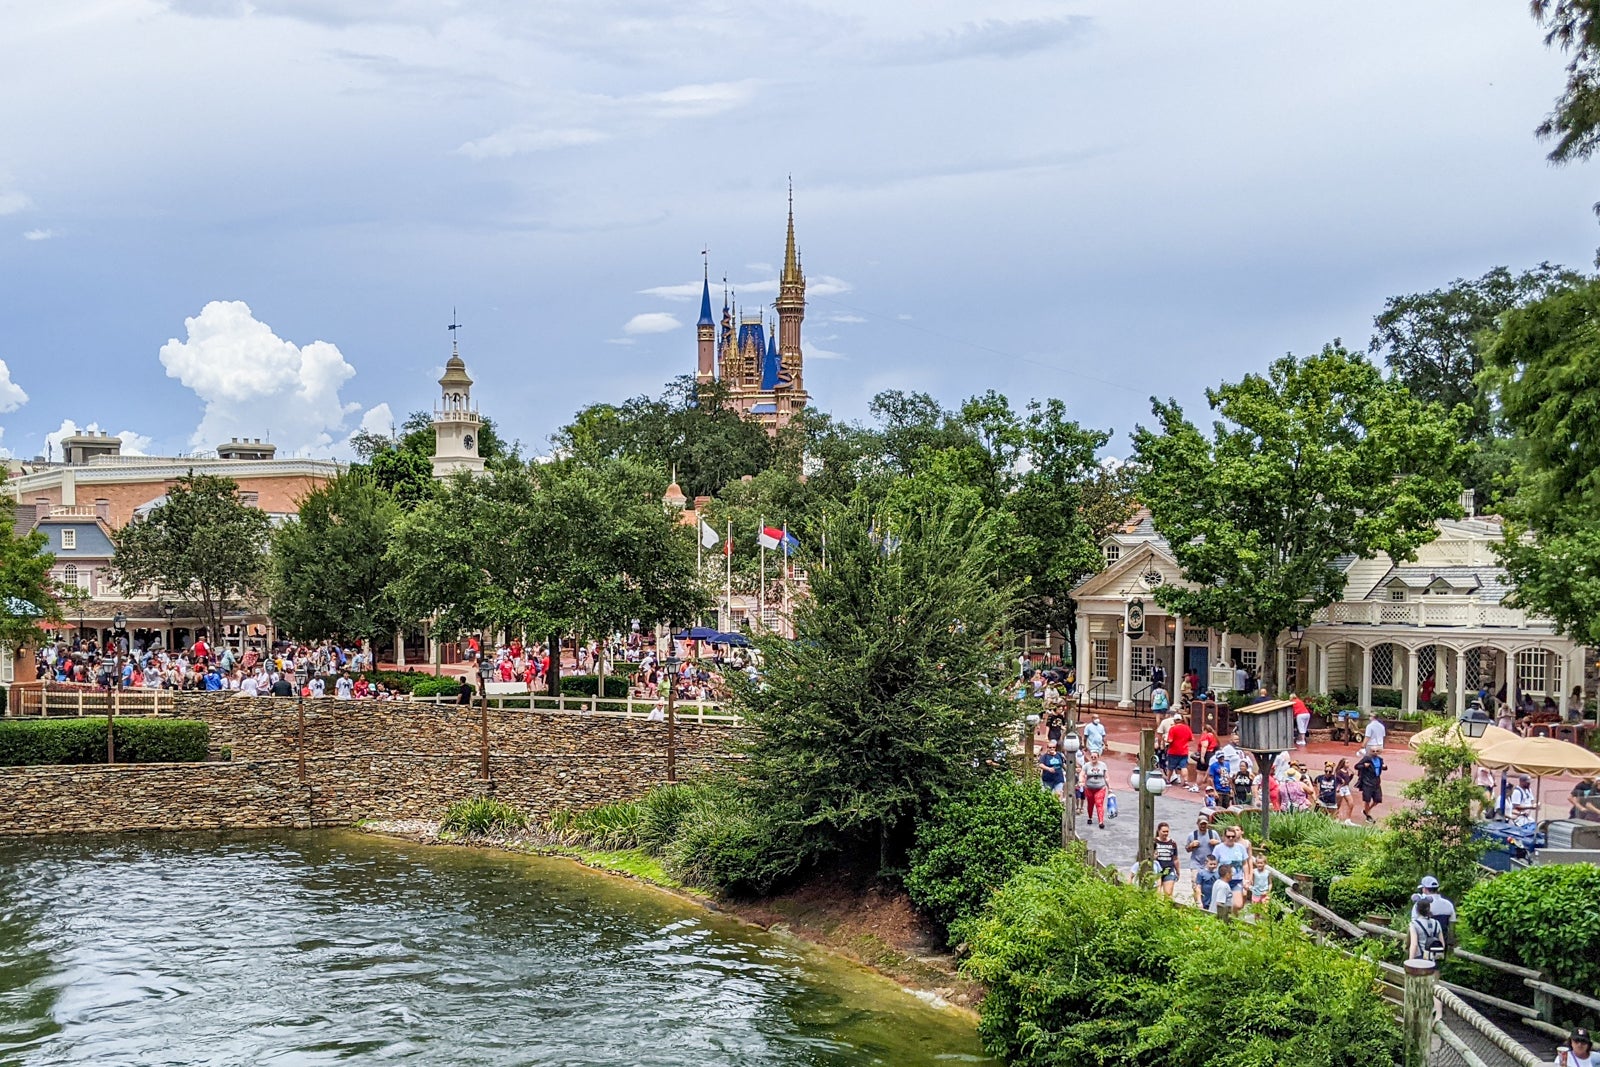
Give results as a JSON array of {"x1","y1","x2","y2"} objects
[
  {"x1": 1457, "y1": 705, "x2": 1490, "y2": 739},
  {"x1": 109, "y1": 610, "x2": 126, "y2": 764},
  {"x1": 161, "y1": 601, "x2": 175, "y2": 652},
  {"x1": 664, "y1": 654, "x2": 681, "y2": 783},
  {"x1": 296, "y1": 660, "x2": 310, "y2": 782},
  {"x1": 1134, "y1": 728, "x2": 1165, "y2": 880},
  {"x1": 478, "y1": 658, "x2": 494, "y2": 780},
  {"x1": 1061, "y1": 701, "x2": 1081, "y2": 846}
]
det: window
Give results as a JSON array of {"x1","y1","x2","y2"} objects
[
  {"x1": 1390, "y1": 587, "x2": 1406, "y2": 602},
  {"x1": 1, "y1": 645, "x2": 11, "y2": 684},
  {"x1": 1239, "y1": 649, "x2": 1259, "y2": 673},
  {"x1": 1092, "y1": 638, "x2": 1110, "y2": 680},
  {"x1": 1517, "y1": 650, "x2": 1549, "y2": 695},
  {"x1": 1371, "y1": 644, "x2": 1394, "y2": 687},
  {"x1": 1103, "y1": 542, "x2": 1121, "y2": 564},
  {"x1": 60, "y1": 529, "x2": 76, "y2": 550},
  {"x1": 63, "y1": 564, "x2": 77, "y2": 587},
  {"x1": 95, "y1": 499, "x2": 110, "y2": 521},
  {"x1": 1418, "y1": 646, "x2": 1436, "y2": 684},
  {"x1": 1131, "y1": 646, "x2": 1153, "y2": 683},
  {"x1": 1284, "y1": 648, "x2": 1302, "y2": 689}
]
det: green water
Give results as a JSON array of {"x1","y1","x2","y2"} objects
[{"x1": 0, "y1": 831, "x2": 990, "y2": 1065}]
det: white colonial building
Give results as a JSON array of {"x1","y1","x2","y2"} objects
[{"x1": 1070, "y1": 510, "x2": 1587, "y2": 717}]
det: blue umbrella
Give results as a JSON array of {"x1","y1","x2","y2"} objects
[{"x1": 674, "y1": 626, "x2": 723, "y2": 641}]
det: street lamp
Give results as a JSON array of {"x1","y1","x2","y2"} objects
[
  {"x1": 663, "y1": 654, "x2": 681, "y2": 783},
  {"x1": 478, "y1": 658, "x2": 494, "y2": 780},
  {"x1": 1457, "y1": 705, "x2": 1491, "y2": 739},
  {"x1": 161, "y1": 601, "x2": 175, "y2": 652},
  {"x1": 1062, "y1": 700, "x2": 1080, "y2": 844},
  {"x1": 109, "y1": 610, "x2": 126, "y2": 764}
]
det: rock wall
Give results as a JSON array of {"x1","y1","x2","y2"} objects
[{"x1": 0, "y1": 694, "x2": 742, "y2": 836}]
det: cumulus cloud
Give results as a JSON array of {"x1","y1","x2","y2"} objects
[
  {"x1": 456, "y1": 126, "x2": 608, "y2": 160},
  {"x1": 622, "y1": 312, "x2": 681, "y2": 335},
  {"x1": 803, "y1": 341, "x2": 846, "y2": 361},
  {"x1": 22, "y1": 228, "x2": 55, "y2": 241},
  {"x1": 44, "y1": 419, "x2": 152, "y2": 460},
  {"x1": 159, "y1": 300, "x2": 373, "y2": 456},
  {"x1": 0, "y1": 358, "x2": 27, "y2": 412}
]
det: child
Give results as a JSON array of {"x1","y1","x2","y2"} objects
[
  {"x1": 1215, "y1": 863, "x2": 1235, "y2": 910},
  {"x1": 1195, "y1": 854, "x2": 1221, "y2": 911},
  {"x1": 1250, "y1": 856, "x2": 1272, "y2": 903},
  {"x1": 1202, "y1": 785, "x2": 1218, "y2": 813}
]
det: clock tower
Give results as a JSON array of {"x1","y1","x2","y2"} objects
[{"x1": 431, "y1": 337, "x2": 485, "y2": 478}]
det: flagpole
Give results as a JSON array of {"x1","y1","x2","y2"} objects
[
  {"x1": 759, "y1": 518, "x2": 766, "y2": 633},
  {"x1": 725, "y1": 519, "x2": 732, "y2": 633}
]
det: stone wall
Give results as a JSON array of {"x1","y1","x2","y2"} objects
[{"x1": 0, "y1": 693, "x2": 741, "y2": 836}]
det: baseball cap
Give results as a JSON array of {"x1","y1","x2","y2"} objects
[
  {"x1": 1572, "y1": 1028, "x2": 1591, "y2": 1045},
  {"x1": 1418, "y1": 876, "x2": 1440, "y2": 890}
]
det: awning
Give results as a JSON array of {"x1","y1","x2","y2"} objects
[{"x1": 1475, "y1": 735, "x2": 1600, "y2": 777}]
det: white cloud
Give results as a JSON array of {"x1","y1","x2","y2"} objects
[
  {"x1": 0, "y1": 358, "x2": 27, "y2": 412},
  {"x1": 638, "y1": 282, "x2": 703, "y2": 302},
  {"x1": 622, "y1": 312, "x2": 681, "y2": 335},
  {"x1": 0, "y1": 190, "x2": 30, "y2": 216},
  {"x1": 643, "y1": 274, "x2": 851, "y2": 302},
  {"x1": 825, "y1": 313, "x2": 866, "y2": 324},
  {"x1": 745, "y1": 262, "x2": 774, "y2": 273},
  {"x1": 22, "y1": 228, "x2": 55, "y2": 241},
  {"x1": 635, "y1": 80, "x2": 757, "y2": 119},
  {"x1": 606, "y1": 337, "x2": 637, "y2": 346},
  {"x1": 334, "y1": 401, "x2": 394, "y2": 457},
  {"x1": 159, "y1": 300, "x2": 365, "y2": 456},
  {"x1": 44, "y1": 419, "x2": 151, "y2": 461},
  {"x1": 808, "y1": 275, "x2": 853, "y2": 297},
  {"x1": 803, "y1": 342, "x2": 846, "y2": 361},
  {"x1": 456, "y1": 126, "x2": 607, "y2": 160}
]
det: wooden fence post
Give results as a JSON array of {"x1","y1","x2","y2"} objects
[{"x1": 1402, "y1": 958, "x2": 1437, "y2": 1067}]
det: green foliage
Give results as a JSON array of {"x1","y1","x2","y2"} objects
[
  {"x1": 1131, "y1": 344, "x2": 1465, "y2": 694},
  {"x1": 733, "y1": 502, "x2": 1018, "y2": 876},
  {"x1": 439, "y1": 796, "x2": 528, "y2": 836},
  {"x1": 1460, "y1": 864, "x2": 1600, "y2": 996},
  {"x1": 269, "y1": 472, "x2": 402, "y2": 643},
  {"x1": 1, "y1": 498, "x2": 65, "y2": 651},
  {"x1": 1531, "y1": 1, "x2": 1600, "y2": 165},
  {"x1": 904, "y1": 772, "x2": 1063, "y2": 938},
  {"x1": 658, "y1": 782, "x2": 806, "y2": 895},
  {"x1": 558, "y1": 674, "x2": 631, "y2": 699},
  {"x1": 409, "y1": 677, "x2": 464, "y2": 698},
  {"x1": 961, "y1": 849, "x2": 1400, "y2": 1067},
  {"x1": 546, "y1": 799, "x2": 643, "y2": 849},
  {"x1": 108, "y1": 474, "x2": 272, "y2": 646},
  {"x1": 1327, "y1": 873, "x2": 1413, "y2": 922},
  {"x1": 0, "y1": 717, "x2": 209, "y2": 766},
  {"x1": 1369, "y1": 726, "x2": 1487, "y2": 902},
  {"x1": 1209, "y1": 810, "x2": 1378, "y2": 900}
]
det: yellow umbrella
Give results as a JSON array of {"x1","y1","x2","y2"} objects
[
  {"x1": 1407, "y1": 722, "x2": 1520, "y2": 753},
  {"x1": 1474, "y1": 735, "x2": 1600, "y2": 777}
]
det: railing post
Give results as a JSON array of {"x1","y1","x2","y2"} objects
[{"x1": 1402, "y1": 959, "x2": 1437, "y2": 1067}]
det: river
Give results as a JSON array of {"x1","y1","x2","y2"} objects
[{"x1": 0, "y1": 831, "x2": 990, "y2": 1066}]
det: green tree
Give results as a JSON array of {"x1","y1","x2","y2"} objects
[
  {"x1": 0, "y1": 499, "x2": 64, "y2": 653},
  {"x1": 268, "y1": 473, "x2": 401, "y2": 644},
  {"x1": 732, "y1": 502, "x2": 1017, "y2": 874},
  {"x1": 1369, "y1": 728, "x2": 1486, "y2": 902},
  {"x1": 1480, "y1": 275, "x2": 1600, "y2": 644},
  {"x1": 108, "y1": 474, "x2": 272, "y2": 646},
  {"x1": 1532, "y1": 1, "x2": 1600, "y2": 168},
  {"x1": 351, "y1": 409, "x2": 511, "y2": 508},
  {"x1": 1131, "y1": 345, "x2": 1466, "y2": 694}
]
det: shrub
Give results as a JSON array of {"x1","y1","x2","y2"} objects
[
  {"x1": 659, "y1": 781, "x2": 807, "y2": 895},
  {"x1": 1327, "y1": 873, "x2": 1412, "y2": 921},
  {"x1": 410, "y1": 677, "x2": 464, "y2": 699},
  {"x1": 1209, "y1": 810, "x2": 1378, "y2": 900},
  {"x1": 0, "y1": 717, "x2": 209, "y2": 766},
  {"x1": 904, "y1": 772, "x2": 1062, "y2": 938},
  {"x1": 546, "y1": 800, "x2": 643, "y2": 849},
  {"x1": 440, "y1": 796, "x2": 528, "y2": 836},
  {"x1": 559, "y1": 675, "x2": 631, "y2": 699},
  {"x1": 961, "y1": 849, "x2": 1399, "y2": 1067},
  {"x1": 1459, "y1": 865, "x2": 1600, "y2": 997},
  {"x1": 1370, "y1": 687, "x2": 1403, "y2": 709}
]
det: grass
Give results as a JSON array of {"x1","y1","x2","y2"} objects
[{"x1": 439, "y1": 796, "x2": 529, "y2": 836}]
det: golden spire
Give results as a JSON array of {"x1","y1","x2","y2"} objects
[{"x1": 781, "y1": 178, "x2": 801, "y2": 288}]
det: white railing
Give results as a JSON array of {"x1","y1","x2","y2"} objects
[
  {"x1": 1324, "y1": 600, "x2": 1540, "y2": 630},
  {"x1": 408, "y1": 692, "x2": 742, "y2": 725},
  {"x1": 6, "y1": 682, "x2": 175, "y2": 717}
]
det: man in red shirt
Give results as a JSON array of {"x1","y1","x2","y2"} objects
[{"x1": 1166, "y1": 716, "x2": 1197, "y2": 791}]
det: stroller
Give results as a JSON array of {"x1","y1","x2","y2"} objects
[{"x1": 1106, "y1": 790, "x2": 1119, "y2": 819}]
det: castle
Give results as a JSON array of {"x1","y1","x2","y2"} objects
[{"x1": 694, "y1": 194, "x2": 809, "y2": 432}]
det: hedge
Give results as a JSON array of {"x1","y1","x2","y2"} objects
[
  {"x1": 0, "y1": 717, "x2": 209, "y2": 766},
  {"x1": 1327, "y1": 872, "x2": 1412, "y2": 921},
  {"x1": 559, "y1": 674, "x2": 631, "y2": 698},
  {"x1": 410, "y1": 677, "x2": 465, "y2": 698},
  {"x1": 1459, "y1": 864, "x2": 1600, "y2": 997}
]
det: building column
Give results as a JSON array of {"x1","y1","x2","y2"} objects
[
  {"x1": 1075, "y1": 613, "x2": 1091, "y2": 691},
  {"x1": 1404, "y1": 646, "x2": 1419, "y2": 716},
  {"x1": 1506, "y1": 649, "x2": 1519, "y2": 710},
  {"x1": 1360, "y1": 645, "x2": 1374, "y2": 714},
  {"x1": 1276, "y1": 642, "x2": 1288, "y2": 695},
  {"x1": 1172, "y1": 615, "x2": 1185, "y2": 689},
  {"x1": 1118, "y1": 631, "x2": 1133, "y2": 708},
  {"x1": 1455, "y1": 648, "x2": 1469, "y2": 716},
  {"x1": 396, "y1": 629, "x2": 405, "y2": 669},
  {"x1": 1317, "y1": 642, "x2": 1330, "y2": 695}
]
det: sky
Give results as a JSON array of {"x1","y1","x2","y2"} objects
[{"x1": 1, "y1": 1, "x2": 1598, "y2": 463}]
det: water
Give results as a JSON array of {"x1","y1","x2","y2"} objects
[{"x1": 0, "y1": 831, "x2": 990, "y2": 1066}]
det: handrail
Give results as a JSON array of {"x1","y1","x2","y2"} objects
[
  {"x1": 1524, "y1": 977, "x2": 1600, "y2": 1014},
  {"x1": 1433, "y1": 1019, "x2": 1494, "y2": 1067},
  {"x1": 1435, "y1": 986, "x2": 1546, "y2": 1067}
]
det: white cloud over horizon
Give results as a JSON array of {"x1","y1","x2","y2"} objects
[
  {"x1": 0, "y1": 358, "x2": 27, "y2": 412},
  {"x1": 622, "y1": 312, "x2": 681, "y2": 335},
  {"x1": 158, "y1": 300, "x2": 379, "y2": 457},
  {"x1": 22, "y1": 228, "x2": 56, "y2": 241},
  {"x1": 43, "y1": 419, "x2": 152, "y2": 461}
]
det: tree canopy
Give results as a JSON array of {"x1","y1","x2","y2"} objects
[
  {"x1": 0, "y1": 499, "x2": 63, "y2": 652},
  {"x1": 108, "y1": 474, "x2": 272, "y2": 645},
  {"x1": 1131, "y1": 344, "x2": 1465, "y2": 693},
  {"x1": 268, "y1": 472, "x2": 402, "y2": 644}
]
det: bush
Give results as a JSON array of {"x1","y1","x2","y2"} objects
[
  {"x1": 409, "y1": 677, "x2": 464, "y2": 698},
  {"x1": 0, "y1": 717, "x2": 209, "y2": 766},
  {"x1": 546, "y1": 799, "x2": 643, "y2": 849},
  {"x1": 1207, "y1": 811, "x2": 1378, "y2": 900},
  {"x1": 1327, "y1": 873, "x2": 1412, "y2": 921},
  {"x1": 904, "y1": 772, "x2": 1062, "y2": 938},
  {"x1": 559, "y1": 674, "x2": 631, "y2": 699},
  {"x1": 440, "y1": 796, "x2": 528, "y2": 836},
  {"x1": 961, "y1": 849, "x2": 1400, "y2": 1067},
  {"x1": 1459, "y1": 865, "x2": 1600, "y2": 997}
]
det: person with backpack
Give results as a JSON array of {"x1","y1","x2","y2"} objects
[{"x1": 1409, "y1": 897, "x2": 1447, "y2": 964}]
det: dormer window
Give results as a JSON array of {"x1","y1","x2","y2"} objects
[
  {"x1": 61, "y1": 529, "x2": 76, "y2": 550},
  {"x1": 1104, "y1": 543, "x2": 1121, "y2": 564},
  {"x1": 1390, "y1": 588, "x2": 1406, "y2": 602}
]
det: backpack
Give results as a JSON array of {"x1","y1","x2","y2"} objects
[{"x1": 1412, "y1": 917, "x2": 1446, "y2": 962}]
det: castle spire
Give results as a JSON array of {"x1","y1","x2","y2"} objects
[
  {"x1": 781, "y1": 178, "x2": 801, "y2": 287},
  {"x1": 697, "y1": 254, "x2": 714, "y2": 327}
]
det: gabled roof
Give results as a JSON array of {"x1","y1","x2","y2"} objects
[
  {"x1": 1071, "y1": 539, "x2": 1193, "y2": 601},
  {"x1": 1367, "y1": 564, "x2": 1508, "y2": 604}
]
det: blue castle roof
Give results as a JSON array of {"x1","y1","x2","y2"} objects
[
  {"x1": 698, "y1": 274, "x2": 714, "y2": 327},
  {"x1": 761, "y1": 330, "x2": 782, "y2": 390}
]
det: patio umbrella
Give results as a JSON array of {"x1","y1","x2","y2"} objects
[
  {"x1": 1408, "y1": 722, "x2": 1520, "y2": 753},
  {"x1": 714, "y1": 631, "x2": 751, "y2": 647},
  {"x1": 674, "y1": 626, "x2": 723, "y2": 641},
  {"x1": 1474, "y1": 735, "x2": 1600, "y2": 778}
]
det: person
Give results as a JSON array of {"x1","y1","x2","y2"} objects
[
  {"x1": 646, "y1": 700, "x2": 665, "y2": 722},
  {"x1": 1420, "y1": 672, "x2": 1436, "y2": 707},
  {"x1": 1039, "y1": 747, "x2": 1066, "y2": 798},
  {"x1": 1209, "y1": 755, "x2": 1234, "y2": 809},
  {"x1": 269, "y1": 672, "x2": 293, "y2": 697},
  {"x1": 1334, "y1": 757, "x2": 1357, "y2": 822},
  {"x1": 1571, "y1": 778, "x2": 1600, "y2": 821},
  {"x1": 1509, "y1": 775, "x2": 1539, "y2": 824},
  {"x1": 1249, "y1": 855, "x2": 1272, "y2": 903},
  {"x1": 1410, "y1": 876, "x2": 1457, "y2": 949},
  {"x1": 1354, "y1": 748, "x2": 1384, "y2": 822},
  {"x1": 1186, "y1": 813, "x2": 1220, "y2": 868},
  {"x1": 1195, "y1": 719, "x2": 1219, "y2": 771},
  {"x1": 335, "y1": 672, "x2": 353, "y2": 700},
  {"x1": 1081, "y1": 753, "x2": 1110, "y2": 829},
  {"x1": 1152, "y1": 684, "x2": 1171, "y2": 716},
  {"x1": 1292, "y1": 693, "x2": 1312, "y2": 747},
  {"x1": 1556, "y1": 1028, "x2": 1594, "y2": 1067},
  {"x1": 456, "y1": 679, "x2": 473, "y2": 705},
  {"x1": 1194, "y1": 854, "x2": 1221, "y2": 911},
  {"x1": 1153, "y1": 821, "x2": 1180, "y2": 898},
  {"x1": 1166, "y1": 714, "x2": 1196, "y2": 790},
  {"x1": 1232, "y1": 761, "x2": 1255, "y2": 810},
  {"x1": 1283, "y1": 772, "x2": 1309, "y2": 813},
  {"x1": 1364, "y1": 711, "x2": 1387, "y2": 752},
  {"x1": 1083, "y1": 714, "x2": 1107, "y2": 757},
  {"x1": 1213, "y1": 824, "x2": 1252, "y2": 909},
  {"x1": 1314, "y1": 762, "x2": 1340, "y2": 814},
  {"x1": 1152, "y1": 662, "x2": 1166, "y2": 690},
  {"x1": 1233, "y1": 662, "x2": 1248, "y2": 694},
  {"x1": 1408, "y1": 897, "x2": 1446, "y2": 963}
]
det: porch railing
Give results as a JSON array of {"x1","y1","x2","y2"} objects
[{"x1": 1318, "y1": 600, "x2": 1546, "y2": 630}]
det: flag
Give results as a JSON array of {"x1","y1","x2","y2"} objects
[
  {"x1": 758, "y1": 525, "x2": 799, "y2": 556},
  {"x1": 699, "y1": 519, "x2": 720, "y2": 549},
  {"x1": 723, "y1": 535, "x2": 734, "y2": 556}
]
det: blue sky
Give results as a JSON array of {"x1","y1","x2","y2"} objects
[{"x1": 1, "y1": 1, "x2": 1597, "y2": 462}]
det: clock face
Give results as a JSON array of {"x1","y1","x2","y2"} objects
[{"x1": 462, "y1": 433, "x2": 475, "y2": 451}]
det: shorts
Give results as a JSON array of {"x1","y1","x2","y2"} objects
[
  {"x1": 1166, "y1": 755, "x2": 1189, "y2": 772},
  {"x1": 1336, "y1": 786, "x2": 1351, "y2": 797},
  {"x1": 1360, "y1": 784, "x2": 1383, "y2": 804},
  {"x1": 1251, "y1": 891, "x2": 1269, "y2": 903},
  {"x1": 1159, "y1": 867, "x2": 1178, "y2": 883}
]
